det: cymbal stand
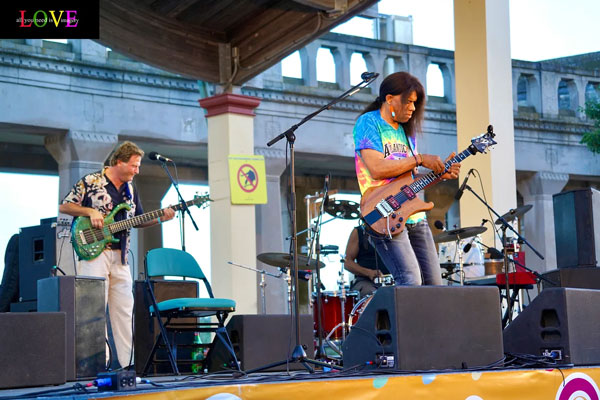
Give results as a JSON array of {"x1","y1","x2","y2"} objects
[
  {"x1": 227, "y1": 261, "x2": 285, "y2": 314},
  {"x1": 455, "y1": 239, "x2": 466, "y2": 285},
  {"x1": 464, "y1": 184, "x2": 544, "y2": 324}
]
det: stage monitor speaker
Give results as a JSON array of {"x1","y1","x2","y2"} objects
[
  {"x1": 18, "y1": 218, "x2": 57, "y2": 304},
  {"x1": 38, "y1": 276, "x2": 106, "y2": 380},
  {"x1": 205, "y1": 314, "x2": 315, "y2": 372},
  {"x1": 0, "y1": 312, "x2": 66, "y2": 389},
  {"x1": 342, "y1": 286, "x2": 503, "y2": 371},
  {"x1": 134, "y1": 280, "x2": 198, "y2": 375},
  {"x1": 553, "y1": 188, "x2": 600, "y2": 268},
  {"x1": 542, "y1": 267, "x2": 600, "y2": 290},
  {"x1": 503, "y1": 287, "x2": 600, "y2": 365}
]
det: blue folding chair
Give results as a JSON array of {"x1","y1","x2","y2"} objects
[{"x1": 142, "y1": 248, "x2": 238, "y2": 375}]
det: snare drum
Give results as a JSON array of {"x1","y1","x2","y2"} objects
[{"x1": 312, "y1": 291, "x2": 358, "y2": 340}]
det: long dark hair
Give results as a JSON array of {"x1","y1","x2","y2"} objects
[{"x1": 361, "y1": 72, "x2": 426, "y2": 137}]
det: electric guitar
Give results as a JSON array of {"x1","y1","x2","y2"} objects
[
  {"x1": 361, "y1": 127, "x2": 497, "y2": 237},
  {"x1": 71, "y1": 193, "x2": 211, "y2": 260}
]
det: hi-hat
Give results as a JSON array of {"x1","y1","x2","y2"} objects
[
  {"x1": 433, "y1": 226, "x2": 487, "y2": 243},
  {"x1": 324, "y1": 199, "x2": 360, "y2": 219},
  {"x1": 495, "y1": 204, "x2": 533, "y2": 225},
  {"x1": 257, "y1": 252, "x2": 325, "y2": 270}
]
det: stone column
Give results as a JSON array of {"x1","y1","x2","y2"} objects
[
  {"x1": 453, "y1": 0, "x2": 517, "y2": 246},
  {"x1": 199, "y1": 93, "x2": 261, "y2": 315},
  {"x1": 130, "y1": 174, "x2": 172, "y2": 279},
  {"x1": 45, "y1": 131, "x2": 117, "y2": 276},
  {"x1": 301, "y1": 42, "x2": 320, "y2": 88},
  {"x1": 254, "y1": 149, "x2": 288, "y2": 314},
  {"x1": 517, "y1": 172, "x2": 569, "y2": 274}
]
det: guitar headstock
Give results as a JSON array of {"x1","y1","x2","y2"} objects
[
  {"x1": 193, "y1": 193, "x2": 212, "y2": 209},
  {"x1": 469, "y1": 125, "x2": 497, "y2": 154}
]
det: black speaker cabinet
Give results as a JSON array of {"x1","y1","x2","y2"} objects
[
  {"x1": 134, "y1": 280, "x2": 198, "y2": 375},
  {"x1": 553, "y1": 188, "x2": 600, "y2": 268},
  {"x1": 206, "y1": 314, "x2": 315, "y2": 372},
  {"x1": 18, "y1": 219, "x2": 57, "y2": 304},
  {"x1": 37, "y1": 276, "x2": 106, "y2": 380},
  {"x1": 542, "y1": 267, "x2": 600, "y2": 290},
  {"x1": 0, "y1": 312, "x2": 66, "y2": 389},
  {"x1": 342, "y1": 286, "x2": 503, "y2": 371},
  {"x1": 504, "y1": 287, "x2": 600, "y2": 365}
]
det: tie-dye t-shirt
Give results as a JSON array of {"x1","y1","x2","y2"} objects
[{"x1": 354, "y1": 110, "x2": 425, "y2": 224}]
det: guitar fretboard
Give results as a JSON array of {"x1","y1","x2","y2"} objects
[{"x1": 107, "y1": 198, "x2": 200, "y2": 234}]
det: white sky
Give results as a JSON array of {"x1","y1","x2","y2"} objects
[{"x1": 378, "y1": 0, "x2": 600, "y2": 61}]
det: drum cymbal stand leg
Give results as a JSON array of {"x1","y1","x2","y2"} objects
[
  {"x1": 456, "y1": 239, "x2": 465, "y2": 285},
  {"x1": 338, "y1": 257, "x2": 348, "y2": 342}
]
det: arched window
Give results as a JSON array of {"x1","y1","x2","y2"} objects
[
  {"x1": 517, "y1": 75, "x2": 528, "y2": 106},
  {"x1": 350, "y1": 52, "x2": 368, "y2": 85},
  {"x1": 558, "y1": 80, "x2": 571, "y2": 110},
  {"x1": 316, "y1": 47, "x2": 336, "y2": 83},
  {"x1": 585, "y1": 82, "x2": 599, "y2": 103},
  {"x1": 426, "y1": 63, "x2": 444, "y2": 97},
  {"x1": 281, "y1": 50, "x2": 302, "y2": 79}
]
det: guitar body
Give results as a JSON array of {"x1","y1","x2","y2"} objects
[
  {"x1": 361, "y1": 172, "x2": 433, "y2": 237},
  {"x1": 71, "y1": 203, "x2": 130, "y2": 261},
  {"x1": 360, "y1": 127, "x2": 497, "y2": 237}
]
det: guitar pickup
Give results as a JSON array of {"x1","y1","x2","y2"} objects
[
  {"x1": 401, "y1": 185, "x2": 416, "y2": 200},
  {"x1": 78, "y1": 231, "x2": 88, "y2": 245},
  {"x1": 375, "y1": 197, "x2": 395, "y2": 217}
]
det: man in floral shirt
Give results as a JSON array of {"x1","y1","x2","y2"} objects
[{"x1": 60, "y1": 141, "x2": 175, "y2": 369}]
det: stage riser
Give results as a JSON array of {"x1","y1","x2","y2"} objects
[
  {"x1": 342, "y1": 286, "x2": 504, "y2": 371},
  {"x1": 504, "y1": 287, "x2": 600, "y2": 365},
  {"x1": 0, "y1": 312, "x2": 66, "y2": 389},
  {"x1": 206, "y1": 314, "x2": 315, "y2": 372}
]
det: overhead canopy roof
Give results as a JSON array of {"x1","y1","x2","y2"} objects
[{"x1": 98, "y1": 0, "x2": 378, "y2": 86}]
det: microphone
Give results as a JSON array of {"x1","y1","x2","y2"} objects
[
  {"x1": 434, "y1": 220, "x2": 445, "y2": 231},
  {"x1": 361, "y1": 72, "x2": 379, "y2": 81},
  {"x1": 454, "y1": 169, "x2": 473, "y2": 200},
  {"x1": 148, "y1": 152, "x2": 172, "y2": 163}
]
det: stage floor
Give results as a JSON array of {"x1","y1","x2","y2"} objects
[{"x1": 3, "y1": 365, "x2": 600, "y2": 399}]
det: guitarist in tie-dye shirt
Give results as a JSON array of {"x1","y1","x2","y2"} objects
[{"x1": 353, "y1": 72, "x2": 461, "y2": 286}]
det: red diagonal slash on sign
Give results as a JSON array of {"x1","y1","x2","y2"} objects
[{"x1": 237, "y1": 164, "x2": 259, "y2": 193}]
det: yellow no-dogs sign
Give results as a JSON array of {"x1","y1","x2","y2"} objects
[{"x1": 228, "y1": 155, "x2": 267, "y2": 204}]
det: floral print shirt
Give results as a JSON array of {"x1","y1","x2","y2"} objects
[{"x1": 62, "y1": 167, "x2": 143, "y2": 263}]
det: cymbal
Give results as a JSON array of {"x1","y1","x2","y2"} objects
[
  {"x1": 495, "y1": 204, "x2": 533, "y2": 225},
  {"x1": 324, "y1": 199, "x2": 360, "y2": 219},
  {"x1": 257, "y1": 252, "x2": 325, "y2": 270},
  {"x1": 433, "y1": 226, "x2": 487, "y2": 243}
]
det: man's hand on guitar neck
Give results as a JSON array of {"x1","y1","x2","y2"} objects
[{"x1": 439, "y1": 152, "x2": 461, "y2": 180}]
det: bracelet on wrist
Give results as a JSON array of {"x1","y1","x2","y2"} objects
[{"x1": 157, "y1": 217, "x2": 162, "y2": 224}]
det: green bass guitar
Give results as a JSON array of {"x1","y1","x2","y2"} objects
[{"x1": 71, "y1": 193, "x2": 211, "y2": 260}]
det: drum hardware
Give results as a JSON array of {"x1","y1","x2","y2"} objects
[
  {"x1": 227, "y1": 261, "x2": 286, "y2": 314},
  {"x1": 373, "y1": 274, "x2": 394, "y2": 286},
  {"x1": 494, "y1": 204, "x2": 533, "y2": 225},
  {"x1": 324, "y1": 199, "x2": 360, "y2": 220}
]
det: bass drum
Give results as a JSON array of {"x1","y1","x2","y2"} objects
[{"x1": 347, "y1": 294, "x2": 373, "y2": 329}]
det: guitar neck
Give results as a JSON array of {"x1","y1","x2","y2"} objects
[
  {"x1": 409, "y1": 147, "x2": 473, "y2": 194},
  {"x1": 108, "y1": 199, "x2": 196, "y2": 234}
]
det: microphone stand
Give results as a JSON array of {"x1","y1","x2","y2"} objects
[
  {"x1": 158, "y1": 160, "x2": 198, "y2": 251},
  {"x1": 464, "y1": 184, "x2": 544, "y2": 325},
  {"x1": 306, "y1": 175, "x2": 329, "y2": 359},
  {"x1": 248, "y1": 74, "x2": 377, "y2": 374}
]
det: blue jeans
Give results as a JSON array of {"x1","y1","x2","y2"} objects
[{"x1": 369, "y1": 220, "x2": 442, "y2": 286}]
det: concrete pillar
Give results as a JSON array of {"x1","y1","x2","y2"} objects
[
  {"x1": 407, "y1": 50, "x2": 428, "y2": 87},
  {"x1": 517, "y1": 172, "x2": 569, "y2": 274},
  {"x1": 331, "y1": 46, "x2": 350, "y2": 89},
  {"x1": 131, "y1": 174, "x2": 172, "y2": 279},
  {"x1": 453, "y1": 0, "x2": 517, "y2": 246},
  {"x1": 301, "y1": 42, "x2": 320, "y2": 88},
  {"x1": 199, "y1": 93, "x2": 261, "y2": 314},
  {"x1": 254, "y1": 152, "x2": 288, "y2": 314},
  {"x1": 44, "y1": 130, "x2": 117, "y2": 276}
]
